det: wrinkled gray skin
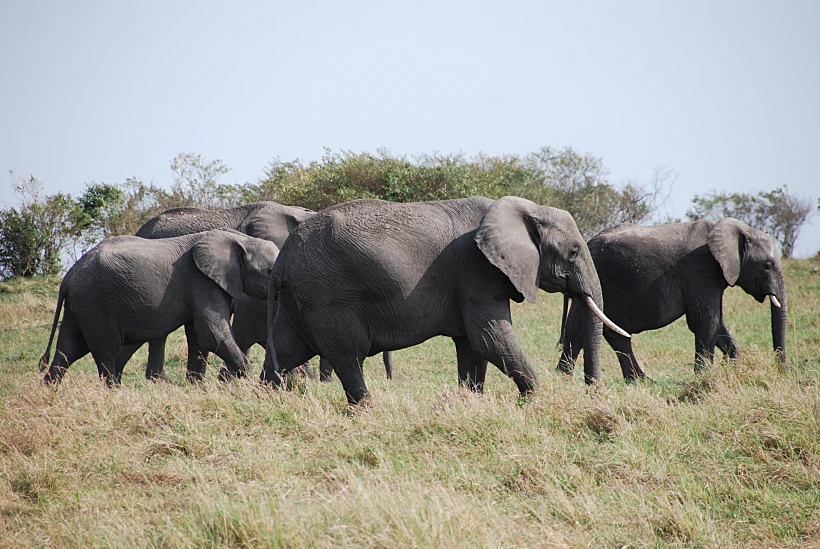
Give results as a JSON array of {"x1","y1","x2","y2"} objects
[
  {"x1": 136, "y1": 201, "x2": 392, "y2": 381},
  {"x1": 41, "y1": 229, "x2": 279, "y2": 385},
  {"x1": 558, "y1": 218, "x2": 787, "y2": 380},
  {"x1": 262, "y1": 196, "x2": 607, "y2": 405},
  {"x1": 231, "y1": 293, "x2": 393, "y2": 381}
]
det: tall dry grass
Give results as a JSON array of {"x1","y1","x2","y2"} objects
[{"x1": 1, "y1": 258, "x2": 819, "y2": 548}]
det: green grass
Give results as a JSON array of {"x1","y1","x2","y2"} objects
[{"x1": 1, "y1": 259, "x2": 819, "y2": 548}]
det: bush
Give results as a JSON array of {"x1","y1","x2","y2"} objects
[
  {"x1": 0, "y1": 148, "x2": 678, "y2": 279},
  {"x1": 243, "y1": 147, "x2": 669, "y2": 239},
  {"x1": 0, "y1": 174, "x2": 83, "y2": 279}
]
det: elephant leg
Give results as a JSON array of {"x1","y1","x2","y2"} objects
[
  {"x1": 280, "y1": 314, "x2": 367, "y2": 405},
  {"x1": 72, "y1": 319, "x2": 124, "y2": 386},
  {"x1": 319, "y1": 357, "x2": 334, "y2": 382},
  {"x1": 603, "y1": 328, "x2": 646, "y2": 381},
  {"x1": 715, "y1": 320, "x2": 739, "y2": 360},
  {"x1": 261, "y1": 313, "x2": 316, "y2": 386},
  {"x1": 184, "y1": 324, "x2": 209, "y2": 383},
  {"x1": 556, "y1": 298, "x2": 584, "y2": 375},
  {"x1": 454, "y1": 336, "x2": 488, "y2": 393},
  {"x1": 686, "y1": 310, "x2": 719, "y2": 372},
  {"x1": 115, "y1": 343, "x2": 143, "y2": 380},
  {"x1": 144, "y1": 338, "x2": 173, "y2": 382},
  {"x1": 463, "y1": 305, "x2": 538, "y2": 396},
  {"x1": 43, "y1": 314, "x2": 89, "y2": 385},
  {"x1": 382, "y1": 351, "x2": 394, "y2": 380},
  {"x1": 333, "y1": 357, "x2": 370, "y2": 406},
  {"x1": 92, "y1": 341, "x2": 124, "y2": 386}
]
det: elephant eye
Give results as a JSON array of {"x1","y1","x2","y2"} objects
[
  {"x1": 569, "y1": 246, "x2": 579, "y2": 261},
  {"x1": 764, "y1": 260, "x2": 773, "y2": 271}
]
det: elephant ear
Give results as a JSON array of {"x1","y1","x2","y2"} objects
[
  {"x1": 475, "y1": 196, "x2": 540, "y2": 303},
  {"x1": 192, "y1": 229, "x2": 246, "y2": 299},
  {"x1": 708, "y1": 218, "x2": 749, "y2": 286},
  {"x1": 244, "y1": 204, "x2": 315, "y2": 247}
]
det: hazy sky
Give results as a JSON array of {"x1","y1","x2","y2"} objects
[{"x1": 2, "y1": 1, "x2": 818, "y2": 255}]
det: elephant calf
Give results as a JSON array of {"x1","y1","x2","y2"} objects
[
  {"x1": 40, "y1": 228, "x2": 279, "y2": 385},
  {"x1": 136, "y1": 200, "x2": 392, "y2": 382},
  {"x1": 558, "y1": 218, "x2": 787, "y2": 380}
]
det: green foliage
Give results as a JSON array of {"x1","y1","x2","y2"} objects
[
  {"x1": 0, "y1": 173, "x2": 84, "y2": 279},
  {"x1": 169, "y1": 152, "x2": 238, "y2": 208},
  {"x1": 687, "y1": 185, "x2": 814, "y2": 258},
  {"x1": 80, "y1": 177, "x2": 183, "y2": 238},
  {"x1": 245, "y1": 147, "x2": 671, "y2": 239}
]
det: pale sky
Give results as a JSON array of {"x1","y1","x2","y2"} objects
[{"x1": 2, "y1": 0, "x2": 818, "y2": 256}]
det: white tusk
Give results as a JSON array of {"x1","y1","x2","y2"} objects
[
  {"x1": 770, "y1": 295, "x2": 782, "y2": 308},
  {"x1": 583, "y1": 295, "x2": 631, "y2": 338}
]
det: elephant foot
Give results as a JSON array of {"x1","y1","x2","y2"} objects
[
  {"x1": 347, "y1": 392, "x2": 372, "y2": 409},
  {"x1": 186, "y1": 371, "x2": 205, "y2": 383},
  {"x1": 100, "y1": 376, "x2": 122, "y2": 388},
  {"x1": 259, "y1": 369, "x2": 283, "y2": 388},
  {"x1": 459, "y1": 379, "x2": 485, "y2": 393},
  {"x1": 556, "y1": 358, "x2": 575, "y2": 376},
  {"x1": 218, "y1": 366, "x2": 236, "y2": 382},
  {"x1": 148, "y1": 371, "x2": 175, "y2": 384},
  {"x1": 624, "y1": 373, "x2": 653, "y2": 385},
  {"x1": 43, "y1": 366, "x2": 67, "y2": 386}
]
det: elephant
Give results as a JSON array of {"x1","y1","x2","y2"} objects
[
  {"x1": 135, "y1": 201, "x2": 314, "y2": 242},
  {"x1": 261, "y1": 196, "x2": 630, "y2": 405},
  {"x1": 40, "y1": 229, "x2": 279, "y2": 385},
  {"x1": 557, "y1": 217, "x2": 787, "y2": 381},
  {"x1": 134, "y1": 201, "x2": 312, "y2": 381},
  {"x1": 135, "y1": 201, "x2": 392, "y2": 381}
]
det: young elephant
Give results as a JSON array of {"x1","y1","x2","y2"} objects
[
  {"x1": 262, "y1": 196, "x2": 629, "y2": 405},
  {"x1": 135, "y1": 201, "x2": 392, "y2": 381},
  {"x1": 557, "y1": 218, "x2": 787, "y2": 380},
  {"x1": 40, "y1": 229, "x2": 279, "y2": 385}
]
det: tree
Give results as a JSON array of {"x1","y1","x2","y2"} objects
[
  {"x1": 519, "y1": 147, "x2": 677, "y2": 239},
  {"x1": 0, "y1": 172, "x2": 84, "y2": 279},
  {"x1": 687, "y1": 185, "x2": 814, "y2": 258},
  {"x1": 169, "y1": 153, "x2": 237, "y2": 208},
  {"x1": 73, "y1": 182, "x2": 125, "y2": 252}
]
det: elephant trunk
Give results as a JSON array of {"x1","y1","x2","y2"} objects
[
  {"x1": 578, "y1": 263, "x2": 604, "y2": 385},
  {"x1": 770, "y1": 266, "x2": 787, "y2": 365},
  {"x1": 557, "y1": 293, "x2": 569, "y2": 347},
  {"x1": 260, "y1": 277, "x2": 284, "y2": 386}
]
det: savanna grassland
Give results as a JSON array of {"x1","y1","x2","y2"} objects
[{"x1": 1, "y1": 258, "x2": 819, "y2": 548}]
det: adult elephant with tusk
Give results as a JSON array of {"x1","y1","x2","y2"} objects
[
  {"x1": 557, "y1": 217, "x2": 787, "y2": 381},
  {"x1": 261, "y1": 196, "x2": 629, "y2": 405}
]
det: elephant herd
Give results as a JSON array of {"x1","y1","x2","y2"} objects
[{"x1": 40, "y1": 196, "x2": 787, "y2": 406}]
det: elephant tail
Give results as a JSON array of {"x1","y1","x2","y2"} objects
[
  {"x1": 40, "y1": 287, "x2": 66, "y2": 371},
  {"x1": 383, "y1": 351, "x2": 393, "y2": 380}
]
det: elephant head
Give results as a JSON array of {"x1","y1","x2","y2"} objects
[
  {"x1": 475, "y1": 196, "x2": 628, "y2": 383},
  {"x1": 239, "y1": 203, "x2": 315, "y2": 247},
  {"x1": 193, "y1": 229, "x2": 279, "y2": 301},
  {"x1": 708, "y1": 217, "x2": 787, "y2": 362}
]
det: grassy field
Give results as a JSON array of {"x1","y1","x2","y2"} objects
[{"x1": 1, "y1": 258, "x2": 819, "y2": 548}]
